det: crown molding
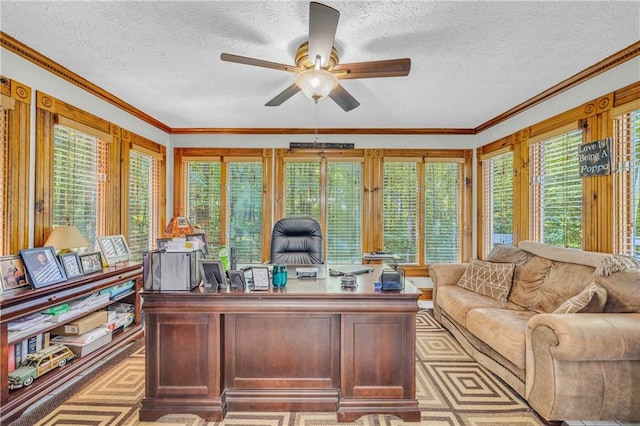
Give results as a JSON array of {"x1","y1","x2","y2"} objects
[
  {"x1": 475, "y1": 41, "x2": 640, "y2": 133},
  {"x1": 1, "y1": 31, "x2": 171, "y2": 133},
  {"x1": 2, "y1": 31, "x2": 637, "y2": 136}
]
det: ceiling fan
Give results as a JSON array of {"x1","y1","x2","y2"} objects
[{"x1": 220, "y1": 1, "x2": 411, "y2": 112}]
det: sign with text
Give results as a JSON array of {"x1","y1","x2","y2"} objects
[{"x1": 579, "y1": 138, "x2": 611, "y2": 177}]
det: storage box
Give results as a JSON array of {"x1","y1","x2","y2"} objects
[
  {"x1": 51, "y1": 311, "x2": 108, "y2": 336},
  {"x1": 51, "y1": 328, "x2": 112, "y2": 357}
]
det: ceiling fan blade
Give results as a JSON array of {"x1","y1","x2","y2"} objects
[
  {"x1": 220, "y1": 53, "x2": 298, "y2": 73},
  {"x1": 265, "y1": 84, "x2": 301, "y2": 106},
  {"x1": 329, "y1": 84, "x2": 360, "y2": 112},
  {"x1": 333, "y1": 58, "x2": 411, "y2": 80},
  {"x1": 308, "y1": 2, "x2": 339, "y2": 68}
]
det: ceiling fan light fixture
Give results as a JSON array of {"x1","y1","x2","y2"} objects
[{"x1": 294, "y1": 69, "x2": 338, "y2": 101}]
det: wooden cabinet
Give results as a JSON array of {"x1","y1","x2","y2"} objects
[{"x1": 0, "y1": 263, "x2": 144, "y2": 425}]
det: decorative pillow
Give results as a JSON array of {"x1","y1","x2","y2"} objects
[
  {"x1": 456, "y1": 259, "x2": 516, "y2": 302},
  {"x1": 552, "y1": 282, "x2": 608, "y2": 314}
]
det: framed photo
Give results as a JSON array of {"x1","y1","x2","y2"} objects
[
  {"x1": 98, "y1": 235, "x2": 130, "y2": 265},
  {"x1": 198, "y1": 259, "x2": 225, "y2": 289},
  {"x1": 176, "y1": 217, "x2": 189, "y2": 228},
  {"x1": 186, "y1": 233, "x2": 208, "y2": 257},
  {"x1": 112, "y1": 234, "x2": 130, "y2": 257},
  {"x1": 226, "y1": 270, "x2": 246, "y2": 291},
  {"x1": 0, "y1": 255, "x2": 30, "y2": 291},
  {"x1": 79, "y1": 252, "x2": 103, "y2": 275},
  {"x1": 19, "y1": 246, "x2": 67, "y2": 289},
  {"x1": 59, "y1": 252, "x2": 84, "y2": 279},
  {"x1": 156, "y1": 238, "x2": 172, "y2": 250},
  {"x1": 250, "y1": 266, "x2": 270, "y2": 291}
]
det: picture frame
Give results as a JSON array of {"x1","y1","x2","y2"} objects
[
  {"x1": 59, "y1": 252, "x2": 84, "y2": 279},
  {"x1": 249, "y1": 266, "x2": 270, "y2": 291},
  {"x1": 198, "y1": 259, "x2": 225, "y2": 289},
  {"x1": 98, "y1": 235, "x2": 131, "y2": 265},
  {"x1": 0, "y1": 255, "x2": 30, "y2": 292},
  {"x1": 156, "y1": 238, "x2": 172, "y2": 250},
  {"x1": 79, "y1": 252, "x2": 103, "y2": 275},
  {"x1": 186, "y1": 233, "x2": 208, "y2": 257},
  {"x1": 19, "y1": 246, "x2": 67, "y2": 289},
  {"x1": 226, "y1": 269, "x2": 246, "y2": 291}
]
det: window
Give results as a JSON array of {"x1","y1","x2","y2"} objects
[
  {"x1": 283, "y1": 158, "x2": 362, "y2": 263},
  {"x1": 128, "y1": 148, "x2": 163, "y2": 262},
  {"x1": 52, "y1": 124, "x2": 110, "y2": 248},
  {"x1": 228, "y1": 161, "x2": 264, "y2": 263},
  {"x1": 186, "y1": 161, "x2": 222, "y2": 254},
  {"x1": 285, "y1": 161, "x2": 320, "y2": 220},
  {"x1": 383, "y1": 161, "x2": 418, "y2": 263},
  {"x1": 614, "y1": 108, "x2": 640, "y2": 258},
  {"x1": 326, "y1": 162, "x2": 361, "y2": 263},
  {"x1": 383, "y1": 155, "x2": 469, "y2": 265},
  {"x1": 182, "y1": 153, "x2": 265, "y2": 263},
  {"x1": 529, "y1": 128, "x2": 583, "y2": 248},
  {"x1": 481, "y1": 150, "x2": 514, "y2": 255},
  {"x1": 424, "y1": 161, "x2": 462, "y2": 263}
]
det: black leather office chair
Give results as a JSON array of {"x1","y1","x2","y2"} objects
[{"x1": 270, "y1": 217, "x2": 323, "y2": 264}]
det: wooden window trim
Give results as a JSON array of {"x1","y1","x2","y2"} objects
[
  {"x1": 34, "y1": 91, "x2": 121, "y2": 246},
  {"x1": 0, "y1": 77, "x2": 31, "y2": 254}
]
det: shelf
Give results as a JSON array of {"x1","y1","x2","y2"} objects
[{"x1": 0, "y1": 263, "x2": 143, "y2": 426}]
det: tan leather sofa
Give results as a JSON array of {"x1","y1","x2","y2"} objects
[{"x1": 429, "y1": 242, "x2": 640, "y2": 423}]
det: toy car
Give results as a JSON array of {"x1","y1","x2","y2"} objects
[{"x1": 8, "y1": 344, "x2": 75, "y2": 390}]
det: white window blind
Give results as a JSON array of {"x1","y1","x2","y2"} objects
[
  {"x1": 481, "y1": 151, "x2": 514, "y2": 255},
  {"x1": 129, "y1": 150, "x2": 161, "y2": 262},
  {"x1": 285, "y1": 161, "x2": 320, "y2": 221},
  {"x1": 425, "y1": 162, "x2": 460, "y2": 263},
  {"x1": 614, "y1": 109, "x2": 640, "y2": 258},
  {"x1": 383, "y1": 161, "x2": 418, "y2": 263},
  {"x1": 228, "y1": 161, "x2": 263, "y2": 263},
  {"x1": 326, "y1": 162, "x2": 361, "y2": 263},
  {"x1": 529, "y1": 129, "x2": 583, "y2": 248},
  {"x1": 52, "y1": 124, "x2": 108, "y2": 248},
  {"x1": 187, "y1": 161, "x2": 222, "y2": 253}
]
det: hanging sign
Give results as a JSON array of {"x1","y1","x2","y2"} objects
[{"x1": 579, "y1": 138, "x2": 611, "y2": 177}]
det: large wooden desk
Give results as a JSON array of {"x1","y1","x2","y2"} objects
[{"x1": 139, "y1": 264, "x2": 421, "y2": 423}]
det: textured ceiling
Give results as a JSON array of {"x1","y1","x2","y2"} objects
[{"x1": 2, "y1": 1, "x2": 639, "y2": 130}]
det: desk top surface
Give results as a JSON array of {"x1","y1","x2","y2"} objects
[{"x1": 145, "y1": 264, "x2": 421, "y2": 298}]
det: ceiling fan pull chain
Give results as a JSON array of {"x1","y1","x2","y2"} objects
[{"x1": 314, "y1": 100, "x2": 319, "y2": 142}]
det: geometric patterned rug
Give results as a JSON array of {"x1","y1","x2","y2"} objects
[{"x1": 21, "y1": 310, "x2": 545, "y2": 426}]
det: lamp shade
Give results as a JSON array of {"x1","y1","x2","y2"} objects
[
  {"x1": 44, "y1": 226, "x2": 89, "y2": 252},
  {"x1": 294, "y1": 69, "x2": 338, "y2": 101}
]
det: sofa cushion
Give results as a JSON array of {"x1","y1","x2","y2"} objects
[
  {"x1": 508, "y1": 256, "x2": 595, "y2": 313},
  {"x1": 466, "y1": 308, "x2": 537, "y2": 369},
  {"x1": 456, "y1": 259, "x2": 515, "y2": 302},
  {"x1": 437, "y1": 286, "x2": 512, "y2": 326},
  {"x1": 553, "y1": 282, "x2": 608, "y2": 314},
  {"x1": 594, "y1": 270, "x2": 640, "y2": 313}
]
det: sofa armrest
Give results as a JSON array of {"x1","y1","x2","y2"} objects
[
  {"x1": 429, "y1": 263, "x2": 467, "y2": 322},
  {"x1": 525, "y1": 313, "x2": 640, "y2": 421}
]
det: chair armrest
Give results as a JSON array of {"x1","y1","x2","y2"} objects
[{"x1": 525, "y1": 313, "x2": 640, "y2": 421}]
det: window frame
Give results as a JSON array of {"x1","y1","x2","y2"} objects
[
  {"x1": 35, "y1": 91, "x2": 122, "y2": 247},
  {"x1": 174, "y1": 148, "x2": 272, "y2": 262},
  {"x1": 0, "y1": 76, "x2": 31, "y2": 255},
  {"x1": 121, "y1": 130, "x2": 166, "y2": 261}
]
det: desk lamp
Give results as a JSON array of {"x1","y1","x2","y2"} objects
[{"x1": 44, "y1": 225, "x2": 89, "y2": 254}]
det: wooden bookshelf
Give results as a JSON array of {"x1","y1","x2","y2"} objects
[{"x1": 0, "y1": 263, "x2": 144, "y2": 425}]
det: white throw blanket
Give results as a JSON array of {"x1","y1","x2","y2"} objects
[{"x1": 518, "y1": 240, "x2": 640, "y2": 277}]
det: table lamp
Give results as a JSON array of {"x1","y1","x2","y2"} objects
[{"x1": 44, "y1": 225, "x2": 90, "y2": 253}]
